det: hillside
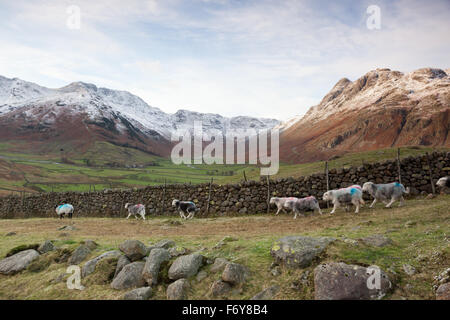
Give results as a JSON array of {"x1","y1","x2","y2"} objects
[{"x1": 280, "y1": 68, "x2": 450, "y2": 163}]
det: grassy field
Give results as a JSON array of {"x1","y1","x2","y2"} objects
[
  {"x1": 0, "y1": 194, "x2": 448, "y2": 300},
  {"x1": 0, "y1": 141, "x2": 449, "y2": 195}
]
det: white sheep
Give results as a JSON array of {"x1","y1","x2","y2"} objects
[
  {"x1": 55, "y1": 204, "x2": 74, "y2": 219},
  {"x1": 322, "y1": 187, "x2": 364, "y2": 214}
]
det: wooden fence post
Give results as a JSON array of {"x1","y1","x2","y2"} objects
[
  {"x1": 397, "y1": 148, "x2": 402, "y2": 184},
  {"x1": 243, "y1": 171, "x2": 247, "y2": 182},
  {"x1": 266, "y1": 175, "x2": 270, "y2": 214},
  {"x1": 206, "y1": 177, "x2": 213, "y2": 214},
  {"x1": 161, "y1": 179, "x2": 166, "y2": 215},
  {"x1": 425, "y1": 152, "x2": 436, "y2": 195},
  {"x1": 325, "y1": 161, "x2": 330, "y2": 209}
]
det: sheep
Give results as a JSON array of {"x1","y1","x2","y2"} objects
[
  {"x1": 55, "y1": 204, "x2": 74, "y2": 219},
  {"x1": 172, "y1": 199, "x2": 199, "y2": 219},
  {"x1": 124, "y1": 203, "x2": 146, "y2": 220},
  {"x1": 362, "y1": 182, "x2": 409, "y2": 208},
  {"x1": 269, "y1": 197, "x2": 298, "y2": 215},
  {"x1": 322, "y1": 187, "x2": 364, "y2": 214},
  {"x1": 436, "y1": 176, "x2": 450, "y2": 188},
  {"x1": 283, "y1": 196, "x2": 323, "y2": 219}
]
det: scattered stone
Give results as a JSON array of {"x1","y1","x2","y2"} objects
[
  {"x1": 58, "y1": 225, "x2": 76, "y2": 231},
  {"x1": 111, "y1": 261, "x2": 146, "y2": 290},
  {"x1": 5, "y1": 232, "x2": 16, "y2": 236},
  {"x1": 251, "y1": 285, "x2": 280, "y2": 300},
  {"x1": 434, "y1": 268, "x2": 450, "y2": 284},
  {"x1": 169, "y1": 246, "x2": 187, "y2": 258},
  {"x1": 0, "y1": 249, "x2": 40, "y2": 275},
  {"x1": 343, "y1": 238, "x2": 359, "y2": 246},
  {"x1": 68, "y1": 245, "x2": 91, "y2": 265},
  {"x1": 436, "y1": 283, "x2": 450, "y2": 300},
  {"x1": 314, "y1": 262, "x2": 392, "y2": 300},
  {"x1": 222, "y1": 263, "x2": 249, "y2": 286},
  {"x1": 5, "y1": 244, "x2": 39, "y2": 257},
  {"x1": 142, "y1": 248, "x2": 170, "y2": 286},
  {"x1": 360, "y1": 234, "x2": 393, "y2": 247},
  {"x1": 196, "y1": 270, "x2": 208, "y2": 282},
  {"x1": 82, "y1": 240, "x2": 98, "y2": 251},
  {"x1": 167, "y1": 278, "x2": 190, "y2": 300},
  {"x1": 168, "y1": 253, "x2": 204, "y2": 280},
  {"x1": 123, "y1": 287, "x2": 152, "y2": 300},
  {"x1": 270, "y1": 236, "x2": 336, "y2": 268},
  {"x1": 82, "y1": 250, "x2": 122, "y2": 277},
  {"x1": 155, "y1": 239, "x2": 176, "y2": 249},
  {"x1": 119, "y1": 240, "x2": 148, "y2": 261},
  {"x1": 402, "y1": 264, "x2": 417, "y2": 276},
  {"x1": 37, "y1": 240, "x2": 55, "y2": 254},
  {"x1": 210, "y1": 280, "x2": 232, "y2": 297},
  {"x1": 114, "y1": 255, "x2": 131, "y2": 278}
]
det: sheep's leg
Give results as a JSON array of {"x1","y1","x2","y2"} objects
[
  {"x1": 275, "y1": 206, "x2": 281, "y2": 215},
  {"x1": 385, "y1": 198, "x2": 395, "y2": 208},
  {"x1": 126, "y1": 213, "x2": 131, "y2": 219},
  {"x1": 317, "y1": 207, "x2": 323, "y2": 215},
  {"x1": 293, "y1": 208, "x2": 298, "y2": 219},
  {"x1": 398, "y1": 196, "x2": 405, "y2": 207},
  {"x1": 179, "y1": 211, "x2": 186, "y2": 219},
  {"x1": 330, "y1": 202, "x2": 339, "y2": 214},
  {"x1": 354, "y1": 201, "x2": 360, "y2": 214},
  {"x1": 369, "y1": 198, "x2": 377, "y2": 208}
]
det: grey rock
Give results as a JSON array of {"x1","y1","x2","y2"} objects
[
  {"x1": 58, "y1": 225, "x2": 76, "y2": 231},
  {"x1": 0, "y1": 249, "x2": 40, "y2": 275},
  {"x1": 270, "y1": 236, "x2": 336, "y2": 268},
  {"x1": 119, "y1": 240, "x2": 148, "y2": 261},
  {"x1": 167, "y1": 279, "x2": 190, "y2": 300},
  {"x1": 6, "y1": 232, "x2": 17, "y2": 236},
  {"x1": 314, "y1": 262, "x2": 392, "y2": 300},
  {"x1": 38, "y1": 240, "x2": 55, "y2": 254},
  {"x1": 251, "y1": 285, "x2": 280, "y2": 300},
  {"x1": 222, "y1": 263, "x2": 249, "y2": 285},
  {"x1": 361, "y1": 234, "x2": 393, "y2": 247},
  {"x1": 111, "y1": 262, "x2": 146, "y2": 290},
  {"x1": 123, "y1": 286, "x2": 152, "y2": 300},
  {"x1": 169, "y1": 246, "x2": 187, "y2": 258},
  {"x1": 402, "y1": 264, "x2": 417, "y2": 276},
  {"x1": 210, "y1": 280, "x2": 232, "y2": 297},
  {"x1": 82, "y1": 250, "x2": 122, "y2": 277},
  {"x1": 196, "y1": 270, "x2": 208, "y2": 282},
  {"x1": 68, "y1": 245, "x2": 91, "y2": 265},
  {"x1": 436, "y1": 283, "x2": 450, "y2": 300},
  {"x1": 168, "y1": 254, "x2": 204, "y2": 280},
  {"x1": 114, "y1": 255, "x2": 131, "y2": 278},
  {"x1": 82, "y1": 240, "x2": 98, "y2": 251},
  {"x1": 210, "y1": 258, "x2": 230, "y2": 273},
  {"x1": 142, "y1": 248, "x2": 170, "y2": 286},
  {"x1": 155, "y1": 239, "x2": 176, "y2": 249}
]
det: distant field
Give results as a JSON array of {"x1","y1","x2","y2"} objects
[
  {"x1": 0, "y1": 141, "x2": 448, "y2": 195},
  {"x1": 0, "y1": 195, "x2": 448, "y2": 299}
]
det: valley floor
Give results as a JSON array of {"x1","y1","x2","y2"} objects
[{"x1": 0, "y1": 195, "x2": 449, "y2": 300}]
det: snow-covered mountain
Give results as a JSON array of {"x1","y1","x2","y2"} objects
[
  {"x1": 0, "y1": 75, "x2": 279, "y2": 156},
  {"x1": 280, "y1": 67, "x2": 450, "y2": 163}
]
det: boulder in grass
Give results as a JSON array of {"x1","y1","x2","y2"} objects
[
  {"x1": 221, "y1": 263, "x2": 249, "y2": 286},
  {"x1": 123, "y1": 287, "x2": 153, "y2": 300},
  {"x1": 251, "y1": 285, "x2": 280, "y2": 300},
  {"x1": 210, "y1": 280, "x2": 232, "y2": 297},
  {"x1": 167, "y1": 279, "x2": 190, "y2": 300},
  {"x1": 0, "y1": 249, "x2": 40, "y2": 275},
  {"x1": 142, "y1": 248, "x2": 170, "y2": 286},
  {"x1": 168, "y1": 254, "x2": 204, "y2": 280},
  {"x1": 119, "y1": 240, "x2": 148, "y2": 261},
  {"x1": 37, "y1": 240, "x2": 55, "y2": 254},
  {"x1": 314, "y1": 262, "x2": 392, "y2": 300},
  {"x1": 111, "y1": 262, "x2": 146, "y2": 290},
  {"x1": 436, "y1": 283, "x2": 450, "y2": 300},
  {"x1": 68, "y1": 245, "x2": 91, "y2": 265},
  {"x1": 270, "y1": 236, "x2": 336, "y2": 269},
  {"x1": 82, "y1": 250, "x2": 122, "y2": 277},
  {"x1": 155, "y1": 239, "x2": 176, "y2": 249},
  {"x1": 210, "y1": 258, "x2": 229, "y2": 273},
  {"x1": 114, "y1": 255, "x2": 131, "y2": 279}
]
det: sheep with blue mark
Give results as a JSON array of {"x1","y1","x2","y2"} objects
[
  {"x1": 362, "y1": 182, "x2": 409, "y2": 208},
  {"x1": 283, "y1": 196, "x2": 323, "y2": 219},
  {"x1": 322, "y1": 186, "x2": 364, "y2": 214},
  {"x1": 172, "y1": 199, "x2": 199, "y2": 219},
  {"x1": 55, "y1": 203, "x2": 74, "y2": 219}
]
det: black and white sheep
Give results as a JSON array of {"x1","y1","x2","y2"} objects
[
  {"x1": 362, "y1": 182, "x2": 409, "y2": 208},
  {"x1": 269, "y1": 197, "x2": 298, "y2": 215},
  {"x1": 125, "y1": 203, "x2": 146, "y2": 220},
  {"x1": 55, "y1": 204, "x2": 74, "y2": 219},
  {"x1": 322, "y1": 186, "x2": 364, "y2": 214},
  {"x1": 436, "y1": 176, "x2": 450, "y2": 189},
  {"x1": 283, "y1": 196, "x2": 323, "y2": 219},
  {"x1": 172, "y1": 199, "x2": 199, "y2": 219}
]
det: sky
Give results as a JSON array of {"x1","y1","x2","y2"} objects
[{"x1": 0, "y1": 0, "x2": 449, "y2": 121}]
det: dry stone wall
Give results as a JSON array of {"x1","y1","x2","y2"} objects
[{"x1": 0, "y1": 152, "x2": 449, "y2": 219}]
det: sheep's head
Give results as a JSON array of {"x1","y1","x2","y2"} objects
[
  {"x1": 172, "y1": 199, "x2": 179, "y2": 207},
  {"x1": 436, "y1": 177, "x2": 448, "y2": 188},
  {"x1": 269, "y1": 197, "x2": 277, "y2": 204},
  {"x1": 124, "y1": 203, "x2": 130, "y2": 209},
  {"x1": 362, "y1": 182, "x2": 374, "y2": 193},
  {"x1": 322, "y1": 191, "x2": 333, "y2": 201}
]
